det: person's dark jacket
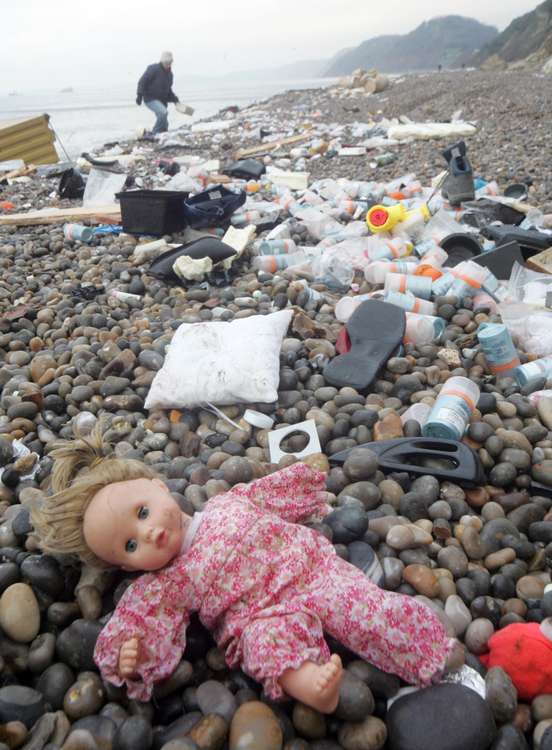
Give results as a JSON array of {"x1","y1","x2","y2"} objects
[{"x1": 136, "y1": 63, "x2": 178, "y2": 106}]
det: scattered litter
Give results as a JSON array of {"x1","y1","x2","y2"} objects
[
  {"x1": 331, "y1": 437, "x2": 485, "y2": 486},
  {"x1": 387, "y1": 122, "x2": 477, "y2": 141},
  {"x1": 268, "y1": 420, "x2": 322, "y2": 463},
  {"x1": 243, "y1": 409, "x2": 274, "y2": 430},
  {"x1": 63, "y1": 223, "x2": 93, "y2": 243}
]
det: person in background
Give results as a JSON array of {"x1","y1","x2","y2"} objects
[{"x1": 136, "y1": 51, "x2": 179, "y2": 134}]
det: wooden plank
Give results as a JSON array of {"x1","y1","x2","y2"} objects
[
  {"x1": 526, "y1": 246, "x2": 552, "y2": 274},
  {"x1": 0, "y1": 165, "x2": 37, "y2": 181},
  {"x1": 234, "y1": 130, "x2": 313, "y2": 160},
  {"x1": 0, "y1": 204, "x2": 121, "y2": 227}
]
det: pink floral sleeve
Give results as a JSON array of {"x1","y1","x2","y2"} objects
[
  {"x1": 94, "y1": 571, "x2": 191, "y2": 701},
  {"x1": 233, "y1": 463, "x2": 330, "y2": 523}
]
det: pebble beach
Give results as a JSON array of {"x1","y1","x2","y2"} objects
[{"x1": 1, "y1": 69, "x2": 552, "y2": 749}]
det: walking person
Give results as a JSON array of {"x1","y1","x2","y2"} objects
[{"x1": 136, "y1": 51, "x2": 179, "y2": 134}]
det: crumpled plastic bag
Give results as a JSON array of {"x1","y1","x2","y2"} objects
[
  {"x1": 498, "y1": 262, "x2": 552, "y2": 356},
  {"x1": 173, "y1": 255, "x2": 213, "y2": 281}
]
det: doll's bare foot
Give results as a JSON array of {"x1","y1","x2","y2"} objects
[
  {"x1": 279, "y1": 654, "x2": 343, "y2": 713},
  {"x1": 444, "y1": 639, "x2": 465, "y2": 673}
]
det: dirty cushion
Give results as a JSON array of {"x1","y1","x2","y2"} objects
[{"x1": 144, "y1": 310, "x2": 293, "y2": 410}]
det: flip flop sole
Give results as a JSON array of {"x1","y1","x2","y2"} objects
[{"x1": 324, "y1": 300, "x2": 406, "y2": 390}]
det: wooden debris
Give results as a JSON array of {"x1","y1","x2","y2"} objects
[
  {"x1": 234, "y1": 130, "x2": 313, "y2": 160},
  {"x1": 0, "y1": 204, "x2": 121, "y2": 227},
  {"x1": 526, "y1": 246, "x2": 552, "y2": 274}
]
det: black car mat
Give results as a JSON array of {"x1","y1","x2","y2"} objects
[
  {"x1": 148, "y1": 237, "x2": 237, "y2": 282},
  {"x1": 330, "y1": 437, "x2": 486, "y2": 486},
  {"x1": 324, "y1": 299, "x2": 406, "y2": 391}
]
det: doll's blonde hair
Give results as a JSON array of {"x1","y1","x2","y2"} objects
[{"x1": 31, "y1": 421, "x2": 156, "y2": 568}]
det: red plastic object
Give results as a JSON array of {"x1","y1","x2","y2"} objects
[
  {"x1": 335, "y1": 327, "x2": 351, "y2": 354},
  {"x1": 479, "y1": 622, "x2": 552, "y2": 701},
  {"x1": 0, "y1": 201, "x2": 15, "y2": 212},
  {"x1": 368, "y1": 208, "x2": 389, "y2": 228}
]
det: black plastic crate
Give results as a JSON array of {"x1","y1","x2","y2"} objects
[{"x1": 116, "y1": 190, "x2": 189, "y2": 236}]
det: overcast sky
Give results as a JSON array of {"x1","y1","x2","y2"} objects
[{"x1": 1, "y1": 0, "x2": 540, "y2": 92}]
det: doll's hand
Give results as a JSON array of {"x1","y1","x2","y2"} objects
[{"x1": 118, "y1": 637, "x2": 140, "y2": 678}]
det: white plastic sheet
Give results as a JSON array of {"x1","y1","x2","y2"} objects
[{"x1": 387, "y1": 122, "x2": 477, "y2": 141}]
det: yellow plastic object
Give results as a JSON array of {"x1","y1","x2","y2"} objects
[
  {"x1": 0, "y1": 114, "x2": 58, "y2": 165},
  {"x1": 367, "y1": 203, "x2": 430, "y2": 234}
]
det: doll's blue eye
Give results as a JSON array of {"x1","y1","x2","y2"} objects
[
  {"x1": 137, "y1": 506, "x2": 149, "y2": 520},
  {"x1": 125, "y1": 539, "x2": 137, "y2": 553}
]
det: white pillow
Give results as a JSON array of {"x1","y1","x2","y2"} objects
[{"x1": 145, "y1": 310, "x2": 293, "y2": 410}]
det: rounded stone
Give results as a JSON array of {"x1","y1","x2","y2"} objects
[
  {"x1": 0, "y1": 582, "x2": 40, "y2": 643},
  {"x1": 221, "y1": 457, "x2": 253, "y2": 486},
  {"x1": 113, "y1": 716, "x2": 153, "y2": 750},
  {"x1": 56, "y1": 619, "x2": 103, "y2": 671},
  {"x1": 465, "y1": 618, "x2": 495, "y2": 655},
  {"x1": 386, "y1": 683, "x2": 495, "y2": 750},
  {"x1": 291, "y1": 703, "x2": 326, "y2": 740},
  {"x1": 338, "y1": 715, "x2": 387, "y2": 750},
  {"x1": 36, "y1": 662, "x2": 75, "y2": 711},
  {"x1": 485, "y1": 667, "x2": 518, "y2": 724},
  {"x1": 444, "y1": 595, "x2": 472, "y2": 637},
  {"x1": 64, "y1": 674, "x2": 105, "y2": 720},
  {"x1": 229, "y1": 701, "x2": 282, "y2": 750},
  {"x1": 437, "y1": 546, "x2": 469, "y2": 578},
  {"x1": 196, "y1": 680, "x2": 238, "y2": 725},
  {"x1": 403, "y1": 565, "x2": 439, "y2": 598},
  {"x1": 0, "y1": 686, "x2": 45, "y2": 729},
  {"x1": 335, "y1": 671, "x2": 375, "y2": 722},
  {"x1": 343, "y1": 448, "x2": 378, "y2": 481}
]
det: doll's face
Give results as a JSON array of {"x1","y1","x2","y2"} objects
[{"x1": 83, "y1": 477, "x2": 185, "y2": 571}]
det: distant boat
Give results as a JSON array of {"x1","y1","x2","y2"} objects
[
  {"x1": 60, "y1": 87, "x2": 74, "y2": 93},
  {"x1": 8, "y1": 91, "x2": 19, "y2": 96}
]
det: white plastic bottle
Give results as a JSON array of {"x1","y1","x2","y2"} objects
[
  {"x1": 404, "y1": 313, "x2": 446, "y2": 345},
  {"x1": 335, "y1": 294, "x2": 374, "y2": 322},
  {"x1": 364, "y1": 260, "x2": 418, "y2": 284}
]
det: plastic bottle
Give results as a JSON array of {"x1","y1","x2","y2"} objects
[
  {"x1": 477, "y1": 323, "x2": 520, "y2": 376},
  {"x1": 292, "y1": 206, "x2": 342, "y2": 241},
  {"x1": 422, "y1": 376, "x2": 480, "y2": 440},
  {"x1": 293, "y1": 279, "x2": 323, "y2": 304},
  {"x1": 513, "y1": 357, "x2": 552, "y2": 386},
  {"x1": 432, "y1": 272, "x2": 455, "y2": 297},
  {"x1": 266, "y1": 222, "x2": 292, "y2": 241},
  {"x1": 335, "y1": 294, "x2": 374, "y2": 322},
  {"x1": 401, "y1": 403, "x2": 431, "y2": 427},
  {"x1": 404, "y1": 313, "x2": 446, "y2": 345},
  {"x1": 414, "y1": 239, "x2": 440, "y2": 258},
  {"x1": 371, "y1": 153, "x2": 396, "y2": 167},
  {"x1": 64, "y1": 223, "x2": 93, "y2": 243},
  {"x1": 448, "y1": 261, "x2": 498, "y2": 300},
  {"x1": 231, "y1": 210, "x2": 263, "y2": 226},
  {"x1": 528, "y1": 390, "x2": 552, "y2": 406},
  {"x1": 363, "y1": 237, "x2": 413, "y2": 262},
  {"x1": 421, "y1": 245, "x2": 448, "y2": 268},
  {"x1": 385, "y1": 291, "x2": 435, "y2": 315},
  {"x1": 109, "y1": 289, "x2": 142, "y2": 304},
  {"x1": 253, "y1": 252, "x2": 310, "y2": 273},
  {"x1": 364, "y1": 260, "x2": 419, "y2": 284},
  {"x1": 384, "y1": 273, "x2": 433, "y2": 300},
  {"x1": 256, "y1": 239, "x2": 297, "y2": 255}
]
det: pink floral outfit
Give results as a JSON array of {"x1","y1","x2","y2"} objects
[{"x1": 94, "y1": 463, "x2": 455, "y2": 701}]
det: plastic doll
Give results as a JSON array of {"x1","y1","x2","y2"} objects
[{"x1": 32, "y1": 425, "x2": 462, "y2": 713}]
